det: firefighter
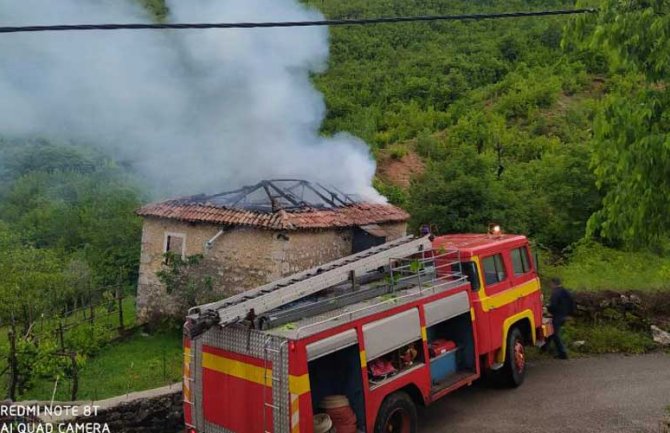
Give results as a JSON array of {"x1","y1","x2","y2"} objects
[{"x1": 544, "y1": 277, "x2": 574, "y2": 360}]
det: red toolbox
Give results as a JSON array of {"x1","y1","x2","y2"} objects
[{"x1": 429, "y1": 339, "x2": 457, "y2": 357}]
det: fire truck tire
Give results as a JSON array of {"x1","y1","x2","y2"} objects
[
  {"x1": 374, "y1": 391, "x2": 418, "y2": 433},
  {"x1": 501, "y1": 327, "x2": 526, "y2": 388}
]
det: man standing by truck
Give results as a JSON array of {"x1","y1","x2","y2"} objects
[{"x1": 545, "y1": 277, "x2": 574, "y2": 359}]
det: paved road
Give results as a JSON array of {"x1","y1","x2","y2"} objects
[{"x1": 420, "y1": 353, "x2": 670, "y2": 433}]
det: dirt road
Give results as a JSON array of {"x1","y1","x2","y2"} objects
[{"x1": 420, "y1": 353, "x2": 670, "y2": 433}]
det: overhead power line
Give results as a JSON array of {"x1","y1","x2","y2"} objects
[{"x1": 0, "y1": 8, "x2": 597, "y2": 34}]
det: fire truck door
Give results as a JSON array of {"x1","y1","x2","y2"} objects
[
  {"x1": 462, "y1": 260, "x2": 492, "y2": 353},
  {"x1": 480, "y1": 253, "x2": 513, "y2": 353}
]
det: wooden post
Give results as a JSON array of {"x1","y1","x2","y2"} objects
[
  {"x1": 70, "y1": 352, "x2": 78, "y2": 401},
  {"x1": 117, "y1": 286, "x2": 125, "y2": 334},
  {"x1": 7, "y1": 322, "x2": 17, "y2": 400}
]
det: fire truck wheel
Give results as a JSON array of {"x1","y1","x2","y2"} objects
[
  {"x1": 503, "y1": 327, "x2": 526, "y2": 387},
  {"x1": 374, "y1": 391, "x2": 417, "y2": 433}
]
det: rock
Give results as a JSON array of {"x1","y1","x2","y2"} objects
[
  {"x1": 651, "y1": 325, "x2": 670, "y2": 346},
  {"x1": 572, "y1": 340, "x2": 586, "y2": 348}
]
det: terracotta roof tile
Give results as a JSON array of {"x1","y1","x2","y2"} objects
[{"x1": 137, "y1": 200, "x2": 409, "y2": 230}]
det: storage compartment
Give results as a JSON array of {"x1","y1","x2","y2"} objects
[
  {"x1": 362, "y1": 308, "x2": 425, "y2": 388},
  {"x1": 430, "y1": 348, "x2": 459, "y2": 384},
  {"x1": 362, "y1": 308, "x2": 421, "y2": 361},
  {"x1": 308, "y1": 344, "x2": 366, "y2": 432},
  {"x1": 425, "y1": 311, "x2": 476, "y2": 387},
  {"x1": 367, "y1": 339, "x2": 425, "y2": 387}
]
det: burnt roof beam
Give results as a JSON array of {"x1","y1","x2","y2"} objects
[{"x1": 264, "y1": 180, "x2": 304, "y2": 210}]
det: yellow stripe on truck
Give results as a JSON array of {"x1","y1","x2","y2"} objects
[
  {"x1": 289, "y1": 374, "x2": 310, "y2": 395},
  {"x1": 496, "y1": 309, "x2": 536, "y2": 364},
  {"x1": 479, "y1": 278, "x2": 541, "y2": 312},
  {"x1": 202, "y1": 352, "x2": 272, "y2": 387},
  {"x1": 183, "y1": 347, "x2": 192, "y2": 401},
  {"x1": 202, "y1": 352, "x2": 311, "y2": 395}
]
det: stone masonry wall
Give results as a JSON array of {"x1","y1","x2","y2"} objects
[
  {"x1": 22, "y1": 383, "x2": 183, "y2": 433},
  {"x1": 136, "y1": 218, "x2": 407, "y2": 321}
]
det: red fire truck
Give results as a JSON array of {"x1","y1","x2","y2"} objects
[{"x1": 183, "y1": 232, "x2": 552, "y2": 433}]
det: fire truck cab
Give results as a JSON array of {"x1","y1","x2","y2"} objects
[{"x1": 183, "y1": 233, "x2": 550, "y2": 433}]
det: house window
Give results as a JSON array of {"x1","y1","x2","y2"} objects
[
  {"x1": 164, "y1": 233, "x2": 186, "y2": 264},
  {"x1": 482, "y1": 254, "x2": 506, "y2": 285},
  {"x1": 511, "y1": 247, "x2": 531, "y2": 275}
]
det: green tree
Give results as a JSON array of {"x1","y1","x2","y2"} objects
[
  {"x1": 0, "y1": 223, "x2": 67, "y2": 326},
  {"x1": 408, "y1": 146, "x2": 509, "y2": 233},
  {"x1": 571, "y1": 0, "x2": 670, "y2": 247}
]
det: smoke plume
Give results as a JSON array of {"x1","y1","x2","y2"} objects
[{"x1": 0, "y1": 0, "x2": 383, "y2": 201}]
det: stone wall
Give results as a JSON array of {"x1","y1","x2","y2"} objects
[
  {"x1": 572, "y1": 290, "x2": 670, "y2": 329},
  {"x1": 136, "y1": 218, "x2": 407, "y2": 321},
  {"x1": 17, "y1": 383, "x2": 184, "y2": 433}
]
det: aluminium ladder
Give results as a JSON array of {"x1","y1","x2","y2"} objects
[{"x1": 189, "y1": 235, "x2": 432, "y2": 329}]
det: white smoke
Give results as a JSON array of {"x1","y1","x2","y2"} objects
[{"x1": 0, "y1": 0, "x2": 383, "y2": 202}]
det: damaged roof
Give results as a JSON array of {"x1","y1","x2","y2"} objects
[{"x1": 136, "y1": 179, "x2": 409, "y2": 230}]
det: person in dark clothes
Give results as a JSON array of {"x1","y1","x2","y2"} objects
[{"x1": 545, "y1": 277, "x2": 574, "y2": 359}]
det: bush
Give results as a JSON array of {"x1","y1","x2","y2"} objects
[
  {"x1": 388, "y1": 143, "x2": 409, "y2": 160},
  {"x1": 373, "y1": 179, "x2": 408, "y2": 208},
  {"x1": 415, "y1": 131, "x2": 447, "y2": 160},
  {"x1": 64, "y1": 322, "x2": 116, "y2": 357},
  {"x1": 495, "y1": 74, "x2": 561, "y2": 119}
]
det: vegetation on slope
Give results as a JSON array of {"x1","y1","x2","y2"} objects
[
  {"x1": 22, "y1": 329, "x2": 182, "y2": 401},
  {"x1": 0, "y1": 0, "x2": 668, "y2": 398}
]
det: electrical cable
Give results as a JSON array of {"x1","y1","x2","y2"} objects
[{"x1": 0, "y1": 8, "x2": 597, "y2": 34}]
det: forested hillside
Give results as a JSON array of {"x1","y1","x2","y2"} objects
[
  {"x1": 305, "y1": 0, "x2": 670, "y2": 277},
  {"x1": 0, "y1": 0, "x2": 668, "y2": 319},
  {"x1": 307, "y1": 0, "x2": 604, "y2": 251},
  {"x1": 0, "y1": 139, "x2": 142, "y2": 307}
]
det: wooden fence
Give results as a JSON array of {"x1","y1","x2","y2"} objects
[{"x1": 2, "y1": 287, "x2": 134, "y2": 401}]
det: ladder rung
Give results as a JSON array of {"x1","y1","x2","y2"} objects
[{"x1": 264, "y1": 404, "x2": 279, "y2": 409}]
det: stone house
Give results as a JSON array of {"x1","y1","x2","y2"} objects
[{"x1": 135, "y1": 180, "x2": 409, "y2": 320}]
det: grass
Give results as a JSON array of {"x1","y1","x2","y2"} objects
[
  {"x1": 542, "y1": 241, "x2": 670, "y2": 292},
  {"x1": 2, "y1": 296, "x2": 182, "y2": 402},
  {"x1": 563, "y1": 321, "x2": 657, "y2": 355},
  {"x1": 528, "y1": 320, "x2": 657, "y2": 360},
  {"x1": 20, "y1": 328, "x2": 183, "y2": 401}
]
